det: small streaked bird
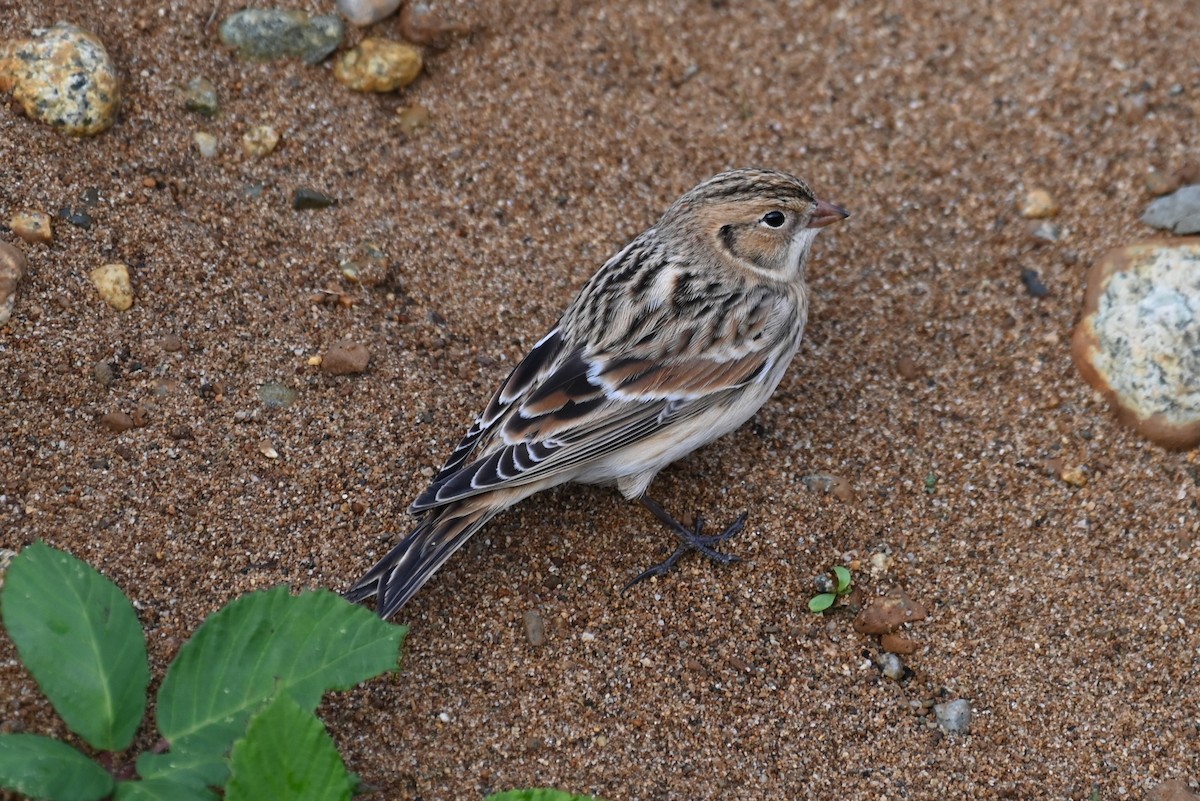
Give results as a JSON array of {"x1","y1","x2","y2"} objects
[{"x1": 346, "y1": 169, "x2": 849, "y2": 618}]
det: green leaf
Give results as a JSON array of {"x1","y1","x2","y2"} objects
[
  {"x1": 486, "y1": 790, "x2": 605, "y2": 801},
  {"x1": 226, "y1": 694, "x2": 351, "y2": 801},
  {"x1": 150, "y1": 587, "x2": 405, "y2": 788},
  {"x1": 832, "y1": 565, "x2": 852, "y2": 594},
  {"x1": 807, "y1": 593, "x2": 836, "y2": 613},
  {"x1": 114, "y1": 777, "x2": 220, "y2": 801},
  {"x1": 0, "y1": 733, "x2": 114, "y2": 801},
  {"x1": 0, "y1": 542, "x2": 149, "y2": 751}
]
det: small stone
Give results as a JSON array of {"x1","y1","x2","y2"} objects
[
  {"x1": 396, "y1": 104, "x2": 431, "y2": 134},
  {"x1": 896, "y1": 355, "x2": 920, "y2": 381},
  {"x1": 193, "y1": 131, "x2": 218, "y2": 159},
  {"x1": 99, "y1": 411, "x2": 134, "y2": 433},
  {"x1": 1147, "y1": 780, "x2": 1200, "y2": 801},
  {"x1": 258, "y1": 382, "x2": 298, "y2": 409},
  {"x1": 218, "y1": 9, "x2": 344, "y2": 65},
  {"x1": 868, "y1": 547, "x2": 894, "y2": 577},
  {"x1": 876, "y1": 652, "x2": 906, "y2": 681},
  {"x1": 131, "y1": 406, "x2": 150, "y2": 427},
  {"x1": 1142, "y1": 185, "x2": 1200, "y2": 235},
  {"x1": 799, "y1": 473, "x2": 853, "y2": 501},
  {"x1": 293, "y1": 188, "x2": 337, "y2": 210},
  {"x1": 0, "y1": 23, "x2": 121, "y2": 135},
  {"x1": 242, "y1": 125, "x2": 280, "y2": 158},
  {"x1": 933, "y1": 699, "x2": 973, "y2": 733},
  {"x1": 89, "y1": 263, "x2": 133, "y2": 311},
  {"x1": 1020, "y1": 268, "x2": 1049, "y2": 297},
  {"x1": 1071, "y1": 241, "x2": 1200, "y2": 449},
  {"x1": 1026, "y1": 220, "x2": 1064, "y2": 243},
  {"x1": 523, "y1": 610, "x2": 546, "y2": 646},
  {"x1": 0, "y1": 242, "x2": 27, "y2": 326},
  {"x1": 169, "y1": 424, "x2": 194, "y2": 440},
  {"x1": 162, "y1": 334, "x2": 183, "y2": 352},
  {"x1": 400, "y1": 1, "x2": 472, "y2": 49},
  {"x1": 93, "y1": 360, "x2": 115, "y2": 387},
  {"x1": 880, "y1": 632, "x2": 919, "y2": 655},
  {"x1": 1019, "y1": 188, "x2": 1058, "y2": 219},
  {"x1": 181, "y1": 77, "x2": 219, "y2": 116},
  {"x1": 323, "y1": 338, "x2": 371, "y2": 375},
  {"x1": 9, "y1": 210, "x2": 53, "y2": 245},
  {"x1": 58, "y1": 207, "x2": 94, "y2": 229},
  {"x1": 1145, "y1": 171, "x2": 1180, "y2": 197},
  {"x1": 259, "y1": 441, "x2": 279, "y2": 459},
  {"x1": 337, "y1": 0, "x2": 403, "y2": 26},
  {"x1": 853, "y1": 589, "x2": 928, "y2": 635},
  {"x1": 334, "y1": 38, "x2": 423, "y2": 93}
]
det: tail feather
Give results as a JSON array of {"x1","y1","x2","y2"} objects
[{"x1": 345, "y1": 504, "x2": 493, "y2": 618}]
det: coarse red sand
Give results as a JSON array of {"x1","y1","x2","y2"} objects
[{"x1": 2, "y1": 1, "x2": 1198, "y2": 799}]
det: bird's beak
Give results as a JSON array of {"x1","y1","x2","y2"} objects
[{"x1": 809, "y1": 199, "x2": 850, "y2": 229}]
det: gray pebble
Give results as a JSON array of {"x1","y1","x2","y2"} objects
[
  {"x1": 523, "y1": 610, "x2": 546, "y2": 646},
  {"x1": 337, "y1": 0, "x2": 403, "y2": 26},
  {"x1": 219, "y1": 9, "x2": 345, "y2": 65},
  {"x1": 182, "y1": 77, "x2": 219, "y2": 116},
  {"x1": 1143, "y1": 185, "x2": 1200, "y2": 235},
  {"x1": 876, "y1": 652, "x2": 906, "y2": 681},
  {"x1": 293, "y1": 188, "x2": 337, "y2": 210},
  {"x1": 258, "y1": 382, "x2": 298, "y2": 409},
  {"x1": 933, "y1": 699, "x2": 973, "y2": 733},
  {"x1": 93, "y1": 360, "x2": 115, "y2": 387}
]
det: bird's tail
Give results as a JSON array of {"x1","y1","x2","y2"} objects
[{"x1": 344, "y1": 503, "x2": 493, "y2": 618}]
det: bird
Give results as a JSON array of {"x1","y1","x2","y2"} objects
[{"x1": 345, "y1": 168, "x2": 849, "y2": 618}]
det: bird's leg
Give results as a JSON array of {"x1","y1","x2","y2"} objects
[{"x1": 623, "y1": 496, "x2": 747, "y2": 591}]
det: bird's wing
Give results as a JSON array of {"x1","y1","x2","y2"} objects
[{"x1": 410, "y1": 291, "x2": 794, "y2": 512}]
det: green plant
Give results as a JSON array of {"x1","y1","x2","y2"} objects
[
  {"x1": 807, "y1": 564, "x2": 853, "y2": 613},
  {"x1": 486, "y1": 791, "x2": 607, "y2": 801},
  {"x1": 0, "y1": 542, "x2": 406, "y2": 801}
]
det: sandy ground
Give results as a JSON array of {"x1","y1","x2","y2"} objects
[{"x1": 2, "y1": 1, "x2": 1199, "y2": 799}]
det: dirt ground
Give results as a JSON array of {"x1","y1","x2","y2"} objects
[{"x1": 2, "y1": 1, "x2": 1198, "y2": 799}]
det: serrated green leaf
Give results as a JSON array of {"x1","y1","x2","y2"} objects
[
  {"x1": 0, "y1": 733, "x2": 113, "y2": 801},
  {"x1": 832, "y1": 565, "x2": 852, "y2": 594},
  {"x1": 153, "y1": 587, "x2": 405, "y2": 787},
  {"x1": 226, "y1": 694, "x2": 351, "y2": 801},
  {"x1": 486, "y1": 790, "x2": 605, "y2": 801},
  {"x1": 0, "y1": 543, "x2": 149, "y2": 751},
  {"x1": 114, "y1": 777, "x2": 220, "y2": 801},
  {"x1": 807, "y1": 593, "x2": 836, "y2": 613}
]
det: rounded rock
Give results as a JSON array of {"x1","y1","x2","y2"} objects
[
  {"x1": 334, "y1": 38, "x2": 423, "y2": 93},
  {"x1": 322, "y1": 338, "x2": 371, "y2": 375},
  {"x1": 0, "y1": 242, "x2": 28, "y2": 326},
  {"x1": 933, "y1": 699, "x2": 973, "y2": 733},
  {"x1": 1019, "y1": 188, "x2": 1059, "y2": 219},
  {"x1": 10, "y1": 210, "x2": 53, "y2": 245},
  {"x1": 89, "y1": 263, "x2": 134, "y2": 311},
  {"x1": 1072, "y1": 240, "x2": 1200, "y2": 449},
  {"x1": 0, "y1": 23, "x2": 121, "y2": 135},
  {"x1": 1142, "y1": 185, "x2": 1200, "y2": 235},
  {"x1": 193, "y1": 131, "x2": 218, "y2": 159},
  {"x1": 219, "y1": 9, "x2": 344, "y2": 65},
  {"x1": 242, "y1": 125, "x2": 280, "y2": 158},
  {"x1": 181, "y1": 76, "x2": 219, "y2": 116},
  {"x1": 99, "y1": 411, "x2": 134, "y2": 433},
  {"x1": 337, "y1": 0, "x2": 403, "y2": 27}
]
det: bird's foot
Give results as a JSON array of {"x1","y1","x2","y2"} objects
[{"x1": 623, "y1": 497, "x2": 747, "y2": 592}]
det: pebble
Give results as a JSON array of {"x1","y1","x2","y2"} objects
[
  {"x1": 1144, "y1": 171, "x2": 1180, "y2": 197},
  {"x1": 523, "y1": 610, "x2": 546, "y2": 646},
  {"x1": 1142, "y1": 185, "x2": 1200, "y2": 235},
  {"x1": 322, "y1": 339, "x2": 370, "y2": 375},
  {"x1": 242, "y1": 125, "x2": 280, "y2": 158},
  {"x1": 193, "y1": 131, "x2": 218, "y2": 159},
  {"x1": 333, "y1": 38, "x2": 423, "y2": 93},
  {"x1": 400, "y1": 1, "x2": 472, "y2": 49},
  {"x1": 1019, "y1": 188, "x2": 1058, "y2": 219},
  {"x1": 1025, "y1": 220, "x2": 1064, "y2": 243},
  {"x1": 93, "y1": 360, "x2": 115, "y2": 387},
  {"x1": 396, "y1": 104, "x2": 431, "y2": 134},
  {"x1": 90, "y1": 263, "x2": 133, "y2": 311},
  {"x1": 880, "y1": 632, "x2": 919, "y2": 655},
  {"x1": 337, "y1": 0, "x2": 403, "y2": 27},
  {"x1": 181, "y1": 77, "x2": 219, "y2": 116},
  {"x1": 293, "y1": 188, "x2": 337, "y2": 210},
  {"x1": 933, "y1": 699, "x2": 973, "y2": 733},
  {"x1": 0, "y1": 23, "x2": 121, "y2": 135},
  {"x1": 218, "y1": 9, "x2": 344, "y2": 65},
  {"x1": 896, "y1": 355, "x2": 920, "y2": 381},
  {"x1": 258, "y1": 382, "x2": 298, "y2": 409},
  {"x1": 10, "y1": 210, "x2": 52, "y2": 245},
  {"x1": 1072, "y1": 241, "x2": 1200, "y2": 449},
  {"x1": 1020, "y1": 268, "x2": 1049, "y2": 297},
  {"x1": 59, "y1": 207, "x2": 94, "y2": 229},
  {"x1": 162, "y1": 334, "x2": 184, "y2": 353},
  {"x1": 0, "y1": 242, "x2": 27, "y2": 326},
  {"x1": 99, "y1": 411, "x2": 134, "y2": 433},
  {"x1": 876, "y1": 652, "x2": 906, "y2": 681},
  {"x1": 853, "y1": 589, "x2": 928, "y2": 635}
]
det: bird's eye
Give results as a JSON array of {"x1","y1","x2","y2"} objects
[{"x1": 761, "y1": 211, "x2": 786, "y2": 228}]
